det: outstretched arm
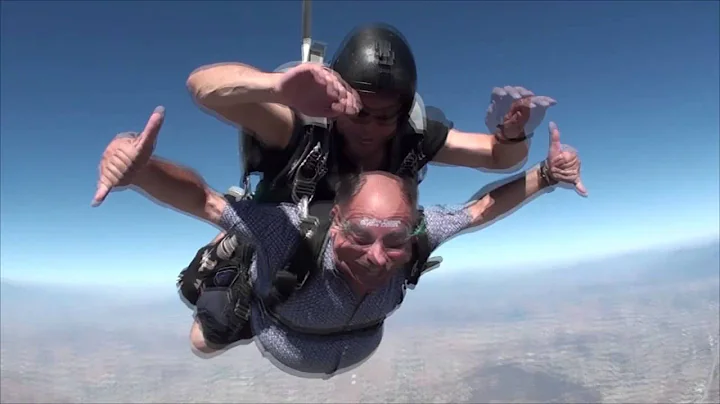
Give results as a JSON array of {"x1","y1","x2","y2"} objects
[
  {"x1": 92, "y1": 107, "x2": 293, "y2": 249},
  {"x1": 129, "y1": 158, "x2": 296, "y2": 250},
  {"x1": 464, "y1": 161, "x2": 557, "y2": 228},
  {"x1": 464, "y1": 122, "x2": 587, "y2": 230},
  {"x1": 423, "y1": 122, "x2": 586, "y2": 251},
  {"x1": 130, "y1": 157, "x2": 228, "y2": 228}
]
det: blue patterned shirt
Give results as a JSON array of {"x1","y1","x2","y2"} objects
[{"x1": 219, "y1": 201, "x2": 471, "y2": 378}]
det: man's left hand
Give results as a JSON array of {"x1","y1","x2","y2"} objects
[{"x1": 485, "y1": 86, "x2": 557, "y2": 140}]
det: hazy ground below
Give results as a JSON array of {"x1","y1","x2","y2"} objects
[{"x1": 2, "y1": 241, "x2": 718, "y2": 403}]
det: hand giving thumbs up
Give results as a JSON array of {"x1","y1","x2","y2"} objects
[
  {"x1": 91, "y1": 106, "x2": 165, "y2": 207},
  {"x1": 545, "y1": 121, "x2": 588, "y2": 197}
]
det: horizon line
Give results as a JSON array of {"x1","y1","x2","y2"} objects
[{"x1": 2, "y1": 235, "x2": 718, "y2": 290}]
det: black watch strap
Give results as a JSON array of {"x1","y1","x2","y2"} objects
[{"x1": 495, "y1": 124, "x2": 530, "y2": 144}]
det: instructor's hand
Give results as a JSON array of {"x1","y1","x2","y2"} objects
[
  {"x1": 485, "y1": 86, "x2": 557, "y2": 139},
  {"x1": 276, "y1": 63, "x2": 362, "y2": 117}
]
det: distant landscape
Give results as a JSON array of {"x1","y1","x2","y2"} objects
[{"x1": 2, "y1": 240, "x2": 719, "y2": 403}]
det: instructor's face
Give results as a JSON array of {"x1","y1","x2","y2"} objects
[{"x1": 335, "y1": 93, "x2": 401, "y2": 159}]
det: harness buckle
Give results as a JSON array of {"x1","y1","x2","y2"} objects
[
  {"x1": 423, "y1": 256, "x2": 443, "y2": 274},
  {"x1": 294, "y1": 180, "x2": 319, "y2": 198},
  {"x1": 299, "y1": 213, "x2": 320, "y2": 238},
  {"x1": 291, "y1": 142, "x2": 329, "y2": 205},
  {"x1": 295, "y1": 266, "x2": 311, "y2": 290}
]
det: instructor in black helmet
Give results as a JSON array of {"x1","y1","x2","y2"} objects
[{"x1": 183, "y1": 23, "x2": 555, "y2": 188}]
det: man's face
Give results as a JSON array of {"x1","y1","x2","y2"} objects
[
  {"x1": 335, "y1": 93, "x2": 403, "y2": 160},
  {"x1": 330, "y1": 176, "x2": 415, "y2": 293}
]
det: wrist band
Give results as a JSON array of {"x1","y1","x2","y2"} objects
[
  {"x1": 539, "y1": 160, "x2": 559, "y2": 186},
  {"x1": 495, "y1": 124, "x2": 530, "y2": 144}
]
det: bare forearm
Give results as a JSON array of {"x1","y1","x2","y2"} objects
[
  {"x1": 491, "y1": 136, "x2": 530, "y2": 170},
  {"x1": 467, "y1": 163, "x2": 550, "y2": 226},
  {"x1": 186, "y1": 62, "x2": 284, "y2": 108},
  {"x1": 130, "y1": 158, "x2": 226, "y2": 226},
  {"x1": 434, "y1": 129, "x2": 530, "y2": 171}
]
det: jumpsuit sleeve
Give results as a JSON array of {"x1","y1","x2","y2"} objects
[{"x1": 421, "y1": 204, "x2": 473, "y2": 252}]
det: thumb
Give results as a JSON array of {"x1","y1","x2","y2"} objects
[
  {"x1": 549, "y1": 121, "x2": 562, "y2": 155},
  {"x1": 574, "y1": 178, "x2": 588, "y2": 197},
  {"x1": 138, "y1": 106, "x2": 165, "y2": 146},
  {"x1": 91, "y1": 182, "x2": 111, "y2": 207}
]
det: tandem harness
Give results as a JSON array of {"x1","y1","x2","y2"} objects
[{"x1": 179, "y1": 199, "x2": 441, "y2": 344}]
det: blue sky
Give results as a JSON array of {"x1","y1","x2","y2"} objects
[{"x1": 1, "y1": 1, "x2": 718, "y2": 286}]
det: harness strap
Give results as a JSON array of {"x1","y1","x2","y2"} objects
[
  {"x1": 290, "y1": 124, "x2": 331, "y2": 205},
  {"x1": 238, "y1": 132, "x2": 254, "y2": 197},
  {"x1": 405, "y1": 209, "x2": 439, "y2": 287},
  {"x1": 265, "y1": 309, "x2": 384, "y2": 336},
  {"x1": 177, "y1": 228, "x2": 246, "y2": 305},
  {"x1": 222, "y1": 241, "x2": 255, "y2": 340},
  {"x1": 270, "y1": 125, "x2": 318, "y2": 189},
  {"x1": 261, "y1": 202, "x2": 334, "y2": 311},
  {"x1": 177, "y1": 243, "x2": 214, "y2": 306}
]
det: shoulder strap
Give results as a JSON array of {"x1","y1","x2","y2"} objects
[
  {"x1": 289, "y1": 122, "x2": 331, "y2": 204},
  {"x1": 261, "y1": 202, "x2": 334, "y2": 310},
  {"x1": 389, "y1": 93, "x2": 428, "y2": 180},
  {"x1": 247, "y1": 119, "x2": 331, "y2": 204},
  {"x1": 408, "y1": 92, "x2": 426, "y2": 133}
]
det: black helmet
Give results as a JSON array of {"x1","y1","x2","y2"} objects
[{"x1": 331, "y1": 23, "x2": 418, "y2": 117}]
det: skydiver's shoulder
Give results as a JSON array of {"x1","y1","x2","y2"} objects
[{"x1": 420, "y1": 204, "x2": 472, "y2": 250}]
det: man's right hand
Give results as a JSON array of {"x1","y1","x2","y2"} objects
[
  {"x1": 275, "y1": 63, "x2": 362, "y2": 117},
  {"x1": 91, "y1": 106, "x2": 165, "y2": 207}
]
